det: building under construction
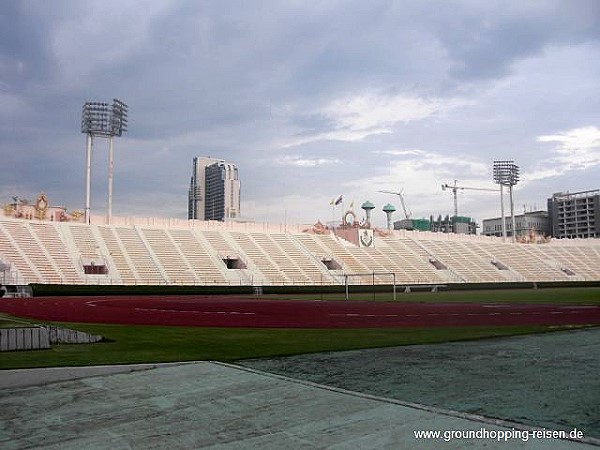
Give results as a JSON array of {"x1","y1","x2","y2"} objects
[
  {"x1": 394, "y1": 215, "x2": 477, "y2": 234},
  {"x1": 547, "y1": 189, "x2": 599, "y2": 239}
]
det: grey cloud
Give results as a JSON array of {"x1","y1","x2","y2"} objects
[
  {"x1": 1, "y1": 0, "x2": 599, "y2": 224},
  {"x1": 0, "y1": 3, "x2": 54, "y2": 90},
  {"x1": 429, "y1": 0, "x2": 600, "y2": 81}
]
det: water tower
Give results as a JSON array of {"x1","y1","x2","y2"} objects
[
  {"x1": 361, "y1": 200, "x2": 375, "y2": 227},
  {"x1": 382, "y1": 203, "x2": 396, "y2": 230}
]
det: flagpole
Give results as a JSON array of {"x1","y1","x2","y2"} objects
[
  {"x1": 331, "y1": 203, "x2": 334, "y2": 227},
  {"x1": 332, "y1": 195, "x2": 343, "y2": 228}
]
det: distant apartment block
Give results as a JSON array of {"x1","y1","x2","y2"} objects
[
  {"x1": 188, "y1": 156, "x2": 241, "y2": 221},
  {"x1": 547, "y1": 189, "x2": 599, "y2": 239},
  {"x1": 482, "y1": 211, "x2": 549, "y2": 238}
]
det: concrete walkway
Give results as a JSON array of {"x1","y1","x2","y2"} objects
[{"x1": 0, "y1": 362, "x2": 596, "y2": 449}]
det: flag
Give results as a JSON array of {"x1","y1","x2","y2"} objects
[{"x1": 334, "y1": 195, "x2": 343, "y2": 206}]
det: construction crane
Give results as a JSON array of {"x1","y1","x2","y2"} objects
[
  {"x1": 378, "y1": 189, "x2": 412, "y2": 220},
  {"x1": 441, "y1": 180, "x2": 498, "y2": 217}
]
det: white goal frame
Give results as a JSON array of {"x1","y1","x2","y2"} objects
[{"x1": 340, "y1": 272, "x2": 397, "y2": 301}]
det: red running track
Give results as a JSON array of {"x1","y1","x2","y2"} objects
[{"x1": 1, "y1": 296, "x2": 599, "y2": 328}]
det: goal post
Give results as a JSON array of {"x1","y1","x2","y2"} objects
[{"x1": 340, "y1": 272, "x2": 397, "y2": 301}]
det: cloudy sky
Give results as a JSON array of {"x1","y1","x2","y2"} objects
[{"x1": 1, "y1": 0, "x2": 599, "y2": 228}]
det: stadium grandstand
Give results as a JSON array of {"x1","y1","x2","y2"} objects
[{"x1": 1, "y1": 214, "x2": 599, "y2": 288}]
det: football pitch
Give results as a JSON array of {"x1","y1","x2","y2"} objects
[{"x1": 0, "y1": 287, "x2": 598, "y2": 370}]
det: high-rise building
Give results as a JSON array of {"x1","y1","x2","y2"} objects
[
  {"x1": 188, "y1": 156, "x2": 240, "y2": 221},
  {"x1": 188, "y1": 156, "x2": 215, "y2": 220},
  {"x1": 547, "y1": 189, "x2": 599, "y2": 238}
]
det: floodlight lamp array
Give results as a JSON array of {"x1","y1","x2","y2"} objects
[
  {"x1": 493, "y1": 160, "x2": 520, "y2": 186},
  {"x1": 110, "y1": 98, "x2": 128, "y2": 137},
  {"x1": 81, "y1": 99, "x2": 128, "y2": 137},
  {"x1": 81, "y1": 102, "x2": 110, "y2": 136}
]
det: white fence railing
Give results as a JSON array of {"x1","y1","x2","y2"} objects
[{"x1": 0, "y1": 326, "x2": 103, "y2": 352}]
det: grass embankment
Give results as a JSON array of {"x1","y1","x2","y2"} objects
[{"x1": 1, "y1": 287, "x2": 598, "y2": 369}]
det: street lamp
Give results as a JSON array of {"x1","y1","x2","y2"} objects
[
  {"x1": 493, "y1": 160, "x2": 520, "y2": 242},
  {"x1": 81, "y1": 99, "x2": 128, "y2": 224}
]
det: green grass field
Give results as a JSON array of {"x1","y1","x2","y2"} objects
[
  {"x1": 1, "y1": 322, "x2": 590, "y2": 370},
  {"x1": 276, "y1": 286, "x2": 600, "y2": 303},
  {"x1": 1, "y1": 287, "x2": 598, "y2": 370}
]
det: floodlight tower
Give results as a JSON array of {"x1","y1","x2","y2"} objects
[
  {"x1": 493, "y1": 160, "x2": 520, "y2": 242},
  {"x1": 81, "y1": 99, "x2": 128, "y2": 224}
]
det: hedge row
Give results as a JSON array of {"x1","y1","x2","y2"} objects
[
  {"x1": 28, "y1": 280, "x2": 600, "y2": 297},
  {"x1": 30, "y1": 284, "x2": 254, "y2": 297}
]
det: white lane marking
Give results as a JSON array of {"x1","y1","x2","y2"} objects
[
  {"x1": 327, "y1": 311, "x2": 554, "y2": 319},
  {"x1": 133, "y1": 307, "x2": 255, "y2": 315},
  {"x1": 561, "y1": 306, "x2": 598, "y2": 309},
  {"x1": 329, "y1": 313, "x2": 398, "y2": 318}
]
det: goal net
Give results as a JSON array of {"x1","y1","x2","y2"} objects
[{"x1": 336, "y1": 272, "x2": 397, "y2": 301}]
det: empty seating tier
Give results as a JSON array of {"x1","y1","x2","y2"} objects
[{"x1": 0, "y1": 218, "x2": 598, "y2": 286}]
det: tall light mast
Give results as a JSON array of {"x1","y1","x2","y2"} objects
[
  {"x1": 81, "y1": 99, "x2": 128, "y2": 224},
  {"x1": 493, "y1": 160, "x2": 520, "y2": 243}
]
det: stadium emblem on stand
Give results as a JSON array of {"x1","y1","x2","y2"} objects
[
  {"x1": 343, "y1": 210, "x2": 356, "y2": 227},
  {"x1": 35, "y1": 193, "x2": 49, "y2": 220},
  {"x1": 35, "y1": 193, "x2": 48, "y2": 212},
  {"x1": 359, "y1": 229, "x2": 374, "y2": 247}
]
